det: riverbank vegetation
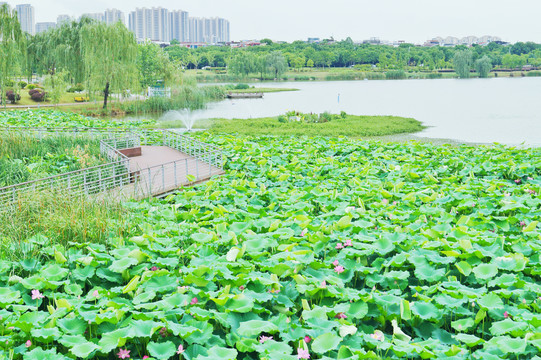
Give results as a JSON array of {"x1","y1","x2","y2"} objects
[
  {"x1": 192, "y1": 112, "x2": 424, "y2": 137},
  {"x1": 166, "y1": 38, "x2": 541, "y2": 81},
  {"x1": 0, "y1": 127, "x2": 540, "y2": 359}
]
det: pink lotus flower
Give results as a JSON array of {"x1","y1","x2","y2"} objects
[
  {"x1": 504, "y1": 311, "x2": 509, "y2": 318},
  {"x1": 176, "y1": 344, "x2": 185, "y2": 354},
  {"x1": 31, "y1": 289, "x2": 44, "y2": 300},
  {"x1": 335, "y1": 243, "x2": 343, "y2": 249},
  {"x1": 370, "y1": 330, "x2": 384, "y2": 341},
  {"x1": 332, "y1": 260, "x2": 339, "y2": 266},
  {"x1": 300, "y1": 228, "x2": 308, "y2": 237},
  {"x1": 150, "y1": 266, "x2": 159, "y2": 271},
  {"x1": 320, "y1": 281, "x2": 326, "y2": 288},
  {"x1": 334, "y1": 265, "x2": 345, "y2": 274},
  {"x1": 515, "y1": 179, "x2": 521, "y2": 184},
  {"x1": 527, "y1": 177, "x2": 533, "y2": 180},
  {"x1": 382, "y1": 199, "x2": 389, "y2": 204},
  {"x1": 143, "y1": 356, "x2": 149, "y2": 359},
  {"x1": 297, "y1": 348, "x2": 310, "y2": 359},
  {"x1": 335, "y1": 312, "x2": 347, "y2": 319},
  {"x1": 25, "y1": 340, "x2": 32, "y2": 348},
  {"x1": 344, "y1": 239, "x2": 352, "y2": 247},
  {"x1": 522, "y1": 299, "x2": 526, "y2": 304},
  {"x1": 190, "y1": 297, "x2": 198, "y2": 305},
  {"x1": 239, "y1": 285, "x2": 245, "y2": 291},
  {"x1": 92, "y1": 290, "x2": 99, "y2": 298},
  {"x1": 259, "y1": 335, "x2": 273, "y2": 343},
  {"x1": 117, "y1": 348, "x2": 130, "y2": 359},
  {"x1": 520, "y1": 221, "x2": 526, "y2": 227},
  {"x1": 393, "y1": 201, "x2": 398, "y2": 206},
  {"x1": 304, "y1": 335, "x2": 311, "y2": 343}
]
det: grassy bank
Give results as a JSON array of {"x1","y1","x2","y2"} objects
[{"x1": 190, "y1": 114, "x2": 424, "y2": 137}]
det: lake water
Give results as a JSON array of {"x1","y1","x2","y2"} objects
[{"x1": 164, "y1": 77, "x2": 541, "y2": 146}]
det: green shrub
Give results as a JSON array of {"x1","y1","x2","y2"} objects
[
  {"x1": 234, "y1": 83, "x2": 250, "y2": 90},
  {"x1": 67, "y1": 83, "x2": 85, "y2": 92},
  {"x1": 526, "y1": 70, "x2": 541, "y2": 77},
  {"x1": 17, "y1": 81, "x2": 27, "y2": 89}
]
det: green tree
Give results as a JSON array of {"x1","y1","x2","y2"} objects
[
  {"x1": 137, "y1": 40, "x2": 175, "y2": 88},
  {"x1": 170, "y1": 38, "x2": 180, "y2": 45},
  {"x1": 474, "y1": 55, "x2": 492, "y2": 78},
  {"x1": 81, "y1": 22, "x2": 138, "y2": 109},
  {"x1": 453, "y1": 50, "x2": 473, "y2": 79},
  {"x1": 266, "y1": 51, "x2": 288, "y2": 79},
  {"x1": 44, "y1": 70, "x2": 69, "y2": 106},
  {"x1": 0, "y1": 4, "x2": 26, "y2": 106},
  {"x1": 205, "y1": 52, "x2": 216, "y2": 67},
  {"x1": 291, "y1": 55, "x2": 306, "y2": 71},
  {"x1": 502, "y1": 54, "x2": 527, "y2": 69},
  {"x1": 306, "y1": 59, "x2": 314, "y2": 68}
]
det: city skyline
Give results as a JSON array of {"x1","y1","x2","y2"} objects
[
  {"x1": 1, "y1": 2, "x2": 230, "y2": 43},
  {"x1": 1, "y1": 0, "x2": 541, "y2": 44}
]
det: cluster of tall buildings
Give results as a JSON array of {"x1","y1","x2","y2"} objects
[
  {"x1": 128, "y1": 8, "x2": 230, "y2": 44},
  {"x1": 0, "y1": 3, "x2": 230, "y2": 44},
  {"x1": 424, "y1": 36, "x2": 503, "y2": 47}
]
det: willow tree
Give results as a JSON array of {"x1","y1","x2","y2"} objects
[
  {"x1": 0, "y1": 4, "x2": 26, "y2": 106},
  {"x1": 81, "y1": 22, "x2": 137, "y2": 109},
  {"x1": 453, "y1": 50, "x2": 473, "y2": 79},
  {"x1": 29, "y1": 18, "x2": 93, "y2": 85}
]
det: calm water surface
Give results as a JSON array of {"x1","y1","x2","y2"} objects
[{"x1": 169, "y1": 78, "x2": 541, "y2": 146}]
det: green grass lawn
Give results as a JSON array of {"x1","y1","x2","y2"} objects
[{"x1": 192, "y1": 115, "x2": 424, "y2": 137}]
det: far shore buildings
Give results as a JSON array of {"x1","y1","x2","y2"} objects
[
  {"x1": 128, "y1": 7, "x2": 230, "y2": 44},
  {"x1": 2, "y1": 3, "x2": 228, "y2": 45},
  {"x1": 36, "y1": 22, "x2": 55, "y2": 33},
  {"x1": 16, "y1": 3, "x2": 35, "y2": 35},
  {"x1": 423, "y1": 35, "x2": 502, "y2": 47}
]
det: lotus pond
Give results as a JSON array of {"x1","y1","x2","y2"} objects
[{"x1": 0, "y1": 117, "x2": 541, "y2": 359}]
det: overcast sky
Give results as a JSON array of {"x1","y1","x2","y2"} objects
[{"x1": 4, "y1": 0, "x2": 541, "y2": 44}]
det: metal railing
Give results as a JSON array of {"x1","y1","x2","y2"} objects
[{"x1": 0, "y1": 127, "x2": 224, "y2": 207}]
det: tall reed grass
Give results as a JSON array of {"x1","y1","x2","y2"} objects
[{"x1": 0, "y1": 191, "x2": 133, "y2": 261}]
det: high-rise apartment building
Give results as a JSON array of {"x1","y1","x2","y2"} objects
[
  {"x1": 57, "y1": 15, "x2": 72, "y2": 26},
  {"x1": 105, "y1": 9, "x2": 125, "y2": 25},
  {"x1": 80, "y1": 12, "x2": 105, "y2": 22},
  {"x1": 170, "y1": 10, "x2": 188, "y2": 42},
  {"x1": 15, "y1": 4, "x2": 35, "y2": 35},
  {"x1": 129, "y1": 7, "x2": 179, "y2": 42},
  {"x1": 36, "y1": 22, "x2": 56, "y2": 33}
]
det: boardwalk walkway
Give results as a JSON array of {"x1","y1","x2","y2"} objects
[{"x1": 121, "y1": 145, "x2": 224, "y2": 199}]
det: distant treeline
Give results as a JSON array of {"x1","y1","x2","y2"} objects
[{"x1": 165, "y1": 38, "x2": 541, "y2": 72}]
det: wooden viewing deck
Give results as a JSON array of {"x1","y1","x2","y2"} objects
[
  {"x1": 120, "y1": 146, "x2": 224, "y2": 199},
  {"x1": 226, "y1": 92, "x2": 264, "y2": 99}
]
